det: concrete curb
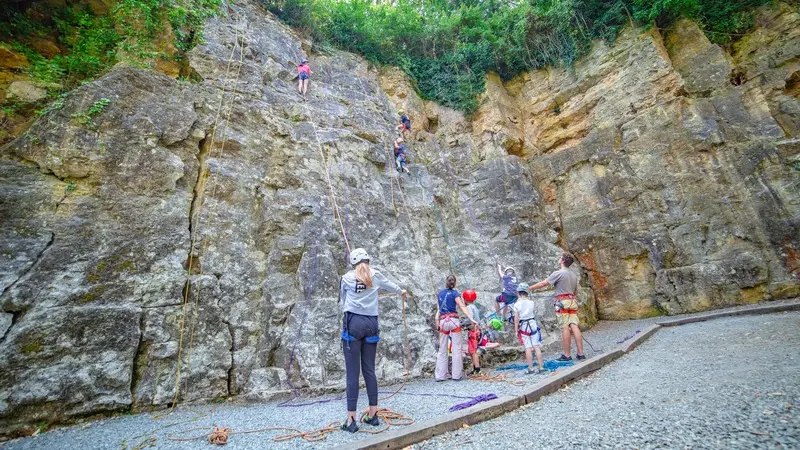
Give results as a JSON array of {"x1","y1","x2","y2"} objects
[
  {"x1": 615, "y1": 323, "x2": 661, "y2": 353},
  {"x1": 522, "y1": 349, "x2": 624, "y2": 404},
  {"x1": 333, "y1": 300, "x2": 800, "y2": 450},
  {"x1": 333, "y1": 395, "x2": 522, "y2": 450},
  {"x1": 655, "y1": 300, "x2": 800, "y2": 327}
]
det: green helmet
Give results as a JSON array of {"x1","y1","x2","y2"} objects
[
  {"x1": 489, "y1": 318, "x2": 503, "y2": 331},
  {"x1": 516, "y1": 282, "x2": 530, "y2": 295}
]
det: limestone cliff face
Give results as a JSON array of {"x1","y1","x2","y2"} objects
[
  {"x1": 472, "y1": 4, "x2": 800, "y2": 320},
  {"x1": 0, "y1": 0, "x2": 797, "y2": 434},
  {"x1": 0, "y1": 0, "x2": 583, "y2": 434}
]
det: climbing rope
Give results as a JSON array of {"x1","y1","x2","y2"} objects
[
  {"x1": 413, "y1": 168, "x2": 470, "y2": 286},
  {"x1": 467, "y1": 372, "x2": 526, "y2": 386},
  {"x1": 304, "y1": 102, "x2": 350, "y2": 253},
  {"x1": 161, "y1": 9, "x2": 245, "y2": 416},
  {"x1": 165, "y1": 408, "x2": 413, "y2": 444},
  {"x1": 279, "y1": 244, "x2": 321, "y2": 404},
  {"x1": 426, "y1": 127, "x2": 501, "y2": 265},
  {"x1": 182, "y1": 20, "x2": 248, "y2": 400}
]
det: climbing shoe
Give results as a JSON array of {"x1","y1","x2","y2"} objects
[
  {"x1": 469, "y1": 367, "x2": 481, "y2": 375},
  {"x1": 341, "y1": 419, "x2": 359, "y2": 433},
  {"x1": 576, "y1": 354, "x2": 587, "y2": 360},
  {"x1": 526, "y1": 368, "x2": 541, "y2": 375},
  {"x1": 361, "y1": 415, "x2": 380, "y2": 426},
  {"x1": 556, "y1": 354, "x2": 573, "y2": 362}
]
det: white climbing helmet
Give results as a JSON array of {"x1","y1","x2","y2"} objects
[
  {"x1": 349, "y1": 248, "x2": 371, "y2": 266},
  {"x1": 504, "y1": 266, "x2": 516, "y2": 275}
]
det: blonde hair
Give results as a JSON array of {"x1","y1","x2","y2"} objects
[{"x1": 355, "y1": 262, "x2": 374, "y2": 288}]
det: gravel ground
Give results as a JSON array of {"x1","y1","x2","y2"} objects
[
  {"x1": 417, "y1": 311, "x2": 800, "y2": 450},
  {"x1": 3, "y1": 300, "x2": 797, "y2": 450}
]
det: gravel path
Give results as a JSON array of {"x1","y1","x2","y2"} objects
[
  {"x1": 418, "y1": 311, "x2": 800, "y2": 450},
  {"x1": 3, "y1": 300, "x2": 797, "y2": 450}
]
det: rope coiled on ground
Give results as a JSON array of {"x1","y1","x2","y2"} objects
[
  {"x1": 467, "y1": 372, "x2": 526, "y2": 386},
  {"x1": 165, "y1": 408, "x2": 413, "y2": 444}
]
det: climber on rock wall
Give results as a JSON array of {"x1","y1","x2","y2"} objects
[
  {"x1": 395, "y1": 110, "x2": 411, "y2": 138},
  {"x1": 528, "y1": 252, "x2": 585, "y2": 361},
  {"x1": 495, "y1": 264, "x2": 519, "y2": 323},
  {"x1": 435, "y1": 275, "x2": 477, "y2": 382},
  {"x1": 394, "y1": 137, "x2": 411, "y2": 175},
  {"x1": 297, "y1": 58, "x2": 311, "y2": 100},
  {"x1": 338, "y1": 248, "x2": 407, "y2": 433}
]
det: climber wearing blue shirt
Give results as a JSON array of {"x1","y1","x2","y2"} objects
[{"x1": 395, "y1": 110, "x2": 411, "y2": 138}]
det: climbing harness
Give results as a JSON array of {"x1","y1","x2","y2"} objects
[
  {"x1": 516, "y1": 318, "x2": 542, "y2": 345},
  {"x1": 554, "y1": 293, "x2": 579, "y2": 314},
  {"x1": 438, "y1": 312, "x2": 462, "y2": 335}
]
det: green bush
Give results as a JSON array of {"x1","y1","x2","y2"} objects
[
  {"x1": 263, "y1": 0, "x2": 776, "y2": 114},
  {"x1": 0, "y1": 0, "x2": 223, "y2": 89}
]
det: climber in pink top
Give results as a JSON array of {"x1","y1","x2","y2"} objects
[{"x1": 297, "y1": 58, "x2": 312, "y2": 101}]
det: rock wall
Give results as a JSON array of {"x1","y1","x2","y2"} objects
[
  {"x1": 0, "y1": 0, "x2": 797, "y2": 434},
  {"x1": 0, "y1": 0, "x2": 586, "y2": 435},
  {"x1": 472, "y1": 4, "x2": 800, "y2": 320}
]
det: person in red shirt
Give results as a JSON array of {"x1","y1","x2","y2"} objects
[{"x1": 297, "y1": 58, "x2": 311, "y2": 101}]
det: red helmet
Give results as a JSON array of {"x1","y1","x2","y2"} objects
[{"x1": 463, "y1": 289, "x2": 477, "y2": 302}]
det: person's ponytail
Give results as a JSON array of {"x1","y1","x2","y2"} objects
[{"x1": 356, "y1": 262, "x2": 374, "y2": 288}]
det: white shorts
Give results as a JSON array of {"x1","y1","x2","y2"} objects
[{"x1": 518, "y1": 322, "x2": 542, "y2": 349}]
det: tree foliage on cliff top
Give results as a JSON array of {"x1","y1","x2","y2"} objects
[
  {"x1": 0, "y1": 0, "x2": 223, "y2": 87},
  {"x1": 263, "y1": 0, "x2": 778, "y2": 114}
]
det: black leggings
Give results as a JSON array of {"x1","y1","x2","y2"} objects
[{"x1": 342, "y1": 312, "x2": 379, "y2": 412}]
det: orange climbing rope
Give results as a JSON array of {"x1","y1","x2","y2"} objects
[
  {"x1": 163, "y1": 9, "x2": 246, "y2": 416},
  {"x1": 467, "y1": 372, "x2": 526, "y2": 386},
  {"x1": 305, "y1": 104, "x2": 351, "y2": 253},
  {"x1": 182, "y1": 17, "x2": 248, "y2": 401},
  {"x1": 165, "y1": 408, "x2": 414, "y2": 444}
]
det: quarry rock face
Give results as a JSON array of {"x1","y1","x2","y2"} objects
[
  {"x1": 472, "y1": 5, "x2": 799, "y2": 320},
  {"x1": 0, "y1": 0, "x2": 797, "y2": 434},
  {"x1": 0, "y1": 0, "x2": 583, "y2": 433}
]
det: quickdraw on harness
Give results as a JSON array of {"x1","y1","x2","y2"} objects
[
  {"x1": 438, "y1": 312, "x2": 462, "y2": 335},
  {"x1": 554, "y1": 293, "x2": 579, "y2": 314}
]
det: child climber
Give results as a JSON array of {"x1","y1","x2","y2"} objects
[
  {"x1": 513, "y1": 283, "x2": 544, "y2": 374},
  {"x1": 394, "y1": 138, "x2": 411, "y2": 175},
  {"x1": 395, "y1": 110, "x2": 411, "y2": 138},
  {"x1": 297, "y1": 58, "x2": 311, "y2": 101},
  {"x1": 495, "y1": 264, "x2": 519, "y2": 324},
  {"x1": 462, "y1": 289, "x2": 482, "y2": 375}
]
